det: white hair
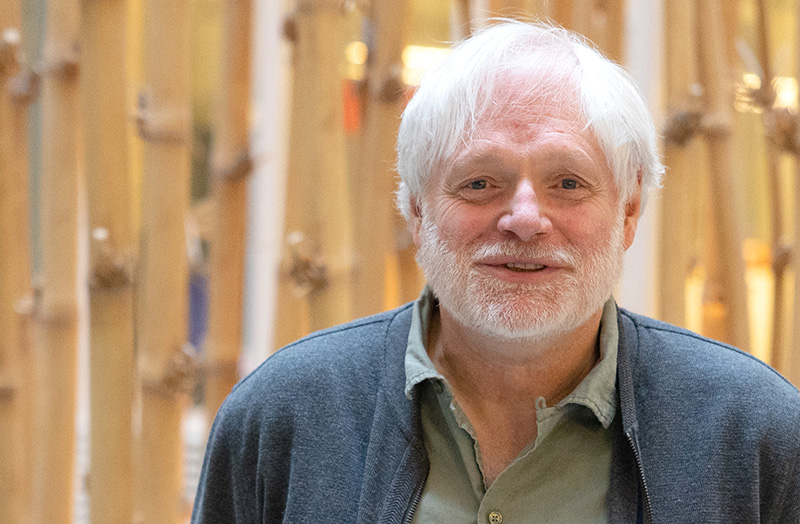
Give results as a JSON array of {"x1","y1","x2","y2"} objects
[{"x1": 395, "y1": 19, "x2": 664, "y2": 220}]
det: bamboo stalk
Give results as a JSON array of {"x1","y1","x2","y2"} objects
[
  {"x1": 351, "y1": 0, "x2": 409, "y2": 318},
  {"x1": 659, "y1": 0, "x2": 700, "y2": 327},
  {"x1": 695, "y1": 0, "x2": 750, "y2": 350},
  {"x1": 487, "y1": 0, "x2": 527, "y2": 17},
  {"x1": 593, "y1": 0, "x2": 625, "y2": 63},
  {"x1": 529, "y1": 0, "x2": 553, "y2": 20},
  {"x1": 701, "y1": 207, "x2": 728, "y2": 342},
  {"x1": 753, "y1": 0, "x2": 790, "y2": 370},
  {"x1": 450, "y1": 0, "x2": 472, "y2": 40},
  {"x1": 468, "y1": 0, "x2": 529, "y2": 28},
  {"x1": 275, "y1": 0, "x2": 353, "y2": 347},
  {"x1": 0, "y1": 5, "x2": 34, "y2": 523},
  {"x1": 551, "y1": 0, "x2": 573, "y2": 28},
  {"x1": 789, "y1": 0, "x2": 800, "y2": 387},
  {"x1": 80, "y1": 0, "x2": 136, "y2": 523},
  {"x1": 568, "y1": 0, "x2": 594, "y2": 37},
  {"x1": 205, "y1": 0, "x2": 253, "y2": 420},
  {"x1": 467, "y1": 0, "x2": 489, "y2": 29},
  {"x1": 136, "y1": 0, "x2": 193, "y2": 522},
  {"x1": 31, "y1": 0, "x2": 81, "y2": 522}
]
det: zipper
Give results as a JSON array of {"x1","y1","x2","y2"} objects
[
  {"x1": 625, "y1": 431, "x2": 654, "y2": 524},
  {"x1": 401, "y1": 478, "x2": 425, "y2": 524}
]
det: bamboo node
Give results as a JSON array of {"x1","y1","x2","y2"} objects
[
  {"x1": 0, "y1": 28, "x2": 20, "y2": 72},
  {"x1": 747, "y1": 80, "x2": 776, "y2": 110},
  {"x1": 283, "y1": 232, "x2": 328, "y2": 297},
  {"x1": 376, "y1": 66, "x2": 405, "y2": 104},
  {"x1": 200, "y1": 359, "x2": 239, "y2": 378},
  {"x1": 212, "y1": 150, "x2": 253, "y2": 182},
  {"x1": 663, "y1": 110, "x2": 703, "y2": 145},
  {"x1": 771, "y1": 107, "x2": 800, "y2": 156},
  {"x1": 135, "y1": 90, "x2": 192, "y2": 144},
  {"x1": 772, "y1": 243, "x2": 791, "y2": 273},
  {"x1": 699, "y1": 113, "x2": 733, "y2": 138},
  {"x1": 8, "y1": 70, "x2": 39, "y2": 104},
  {"x1": 32, "y1": 287, "x2": 77, "y2": 326},
  {"x1": 282, "y1": 14, "x2": 298, "y2": 43},
  {"x1": 0, "y1": 379, "x2": 17, "y2": 401},
  {"x1": 90, "y1": 229, "x2": 135, "y2": 290},
  {"x1": 143, "y1": 344, "x2": 199, "y2": 398},
  {"x1": 38, "y1": 48, "x2": 80, "y2": 79},
  {"x1": 14, "y1": 295, "x2": 34, "y2": 316}
]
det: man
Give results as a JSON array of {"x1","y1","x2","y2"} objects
[{"x1": 192, "y1": 20, "x2": 800, "y2": 523}]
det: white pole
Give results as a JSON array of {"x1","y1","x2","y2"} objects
[
  {"x1": 618, "y1": 0, "x2": 664, "y2": 318},
  {"x1": 243, "y1": 0, "x2": 291, "y2": 373}
]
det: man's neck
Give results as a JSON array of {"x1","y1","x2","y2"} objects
[
  {"x1": 426, "y1": 306, "x2": 604, "y2": 485},
  {"x1": 429, "y1": 306, "x2": 603, "y2": 404}
]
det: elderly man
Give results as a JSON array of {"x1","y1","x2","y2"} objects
[{"x1": 192, "y1": 21, "x2": 800, "y2": 523}]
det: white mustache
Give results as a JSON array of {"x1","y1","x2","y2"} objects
[{"x1": 470, "y1": 241, "x2": 579, "y2": 266}]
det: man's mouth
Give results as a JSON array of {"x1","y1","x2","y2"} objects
[{"x1": 503, "y1": 262, "x2": 546, "y2": 272}]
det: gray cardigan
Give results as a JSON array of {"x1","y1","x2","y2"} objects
[{"x1": 192, "y1": 304, "x2": 800, "y2": 523}]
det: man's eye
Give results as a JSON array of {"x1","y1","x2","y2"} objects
[
  {"x1": 468, "y1": 179, "x2": 488, "y2": 190},
  {"x1": 561, "y1": 179, "x2": 578, "y2": 190}
]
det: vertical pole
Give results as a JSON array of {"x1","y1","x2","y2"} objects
[
  {"x1": 80, "y1": 0, "x2": 136, "y2": 523},
  {"x1": 695, "y1": 0, "x2": 751, "y2": 351},
  {"x1": 351, "y1": 0, "x2": 409, "y2": 318},
  {"x1": 753, "y1": 0, "x2": 789, "y2": 370},
  {"x1": 788, "y1": 0, "x2": 800, "y2": 387},
  {"x1": 205, "y1": 0, "x2": 253, "y2": 419},
  {"x1": 31, "y1": 0, "x2": 81, "y2": 522},
  {"x1": 451, "y1": 0, "x2": 472, "y2": 40},
  {"x1": 276, "y1": 0, "x2": 353, "y2": 347},
  {"x1": 530, "y1": 0, "x2": 553, "y2": 19},
  {"x1": 0, "y1": 4, "x2": 34, "y2": 523},
  {"x1": 660, "y1": 0, "x2": 700, "y2": 327},
  {"x1": 568, "y1": 0, "x2": 594, "y2": 36},
  {"x1": 595, "y1": 0, "x2": 626, "y2": 63},
  {"x1": 136, "y1": 0, "x2": 193, "y2": 522}
]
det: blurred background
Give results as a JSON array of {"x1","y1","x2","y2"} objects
[{"x1": 2, "y1": 0, "x2": 799, "y2": 522}]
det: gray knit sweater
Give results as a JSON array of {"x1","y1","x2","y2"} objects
[{"x1": 192, "y1": 304, "x2": 800, "y2": 523}]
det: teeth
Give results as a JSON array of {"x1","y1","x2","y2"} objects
[{"x1": 505, "y1": 262, "x2": 545, "y2": 271}]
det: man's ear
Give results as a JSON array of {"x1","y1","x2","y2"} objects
[
  {"x1": 409, "y1": 197, "x2": 423, "y2": 247},
  {"x1": 622, "y1": 176, "x2": 643, "y2": 251}
]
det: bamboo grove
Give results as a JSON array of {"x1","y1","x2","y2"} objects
[{"x1": 0, "y1": 0, "x2": 799, "y2": 523}]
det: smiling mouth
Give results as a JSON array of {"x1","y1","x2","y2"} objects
[{"x1": 504, "y1": 262, "x2": 546, "y2": 272}]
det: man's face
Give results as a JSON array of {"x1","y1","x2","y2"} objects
[{"x1": 411, "y1": 87, "x2": 641, "y2": 340}]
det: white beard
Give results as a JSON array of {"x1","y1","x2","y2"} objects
[{"x1": 415, "y1": 212, "x2": 626, "y2": 340}]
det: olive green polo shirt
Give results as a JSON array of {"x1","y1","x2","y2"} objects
[{"x1": 404, "y1": 287, "x2": 618, "y2": 524}]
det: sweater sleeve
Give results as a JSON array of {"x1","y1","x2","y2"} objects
[
  {"x1": 190, "y1": 402, "x2": 260, "y2": 524},
  {"x1": 777, "y1": 412, "x2": 800, "y2": 524}
]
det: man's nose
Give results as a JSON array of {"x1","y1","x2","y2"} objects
[{"x1": 496, "y1": 181, "x2": 551, "y2": 242}]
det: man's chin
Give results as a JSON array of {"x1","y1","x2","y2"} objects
[{"x1": 446, "y1": 297, "x2": 591, "y2": 341}]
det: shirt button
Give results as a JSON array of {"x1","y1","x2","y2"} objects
[{"x1": 488, "y1": 511, "x2": 503, "y2": 524}]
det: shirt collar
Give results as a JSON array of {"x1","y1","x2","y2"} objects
[
  {"x1": 403, "y1": 286, "x2": 619, "y2": 428},
  {"x1": 404, "y1": 286, "x2": 443, "y2": 399}
]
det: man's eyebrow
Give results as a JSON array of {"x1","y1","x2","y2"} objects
[
  {"x1": 448, "y1": 147, "x2": 509, "y2": 172},
  {"x1": 449, "y1": 143, "x2": 598, "y2": 173}
]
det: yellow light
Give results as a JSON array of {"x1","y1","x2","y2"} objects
[
  {"x1": 742, "y1": 73, "x2": 762, "y2": 91},
  {"x1": 773, "y1": 76, "x2": 798, "y2": 110},
  {"x1": 401, "y1": 45, "x2": 450, "y2": 86},
  {"x1": 345, "y1": 41, "x2": 368, "y2": 65},
  {"x1": 344, "y1": 41, "x2": 368, "y2": 80}
]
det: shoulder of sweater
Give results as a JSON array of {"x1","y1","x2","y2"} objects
[
  {"x1": 618, "y1": 308, "x2": 800, "y2": 404},
  {"x1": 216, "y1": 302, "x2": 414, "y2": 416}
]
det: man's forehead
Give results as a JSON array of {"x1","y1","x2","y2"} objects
[{"x1": 472, "y1": 69, "x2": 585, "y2": 133}]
